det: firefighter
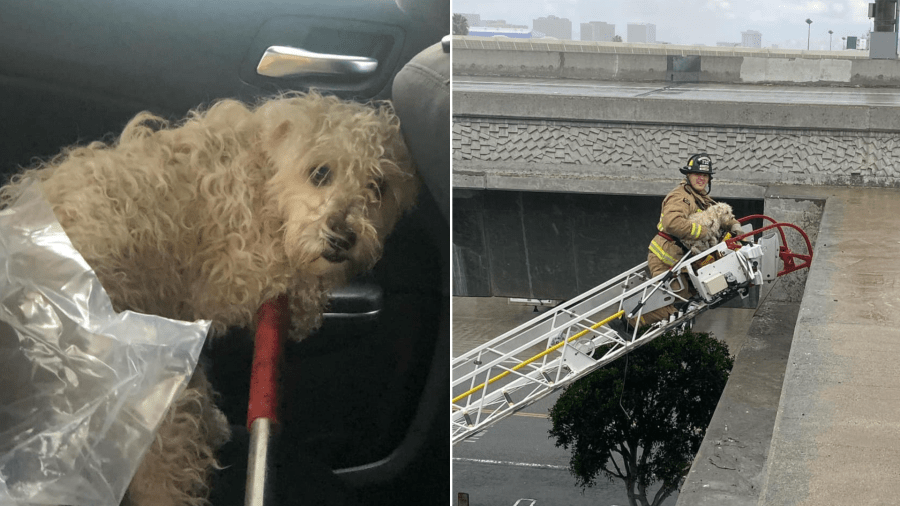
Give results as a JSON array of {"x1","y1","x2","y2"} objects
[{"x1": 630, "y1": 153, "x2": 743, "y2": 328}]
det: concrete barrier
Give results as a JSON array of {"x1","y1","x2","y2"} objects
[
  {"x1": 453, "y1": 36, "x2": 900, "y2": 87},
  {"x1": 453, "y1": 98, "x2": 900, "y2": 191}
]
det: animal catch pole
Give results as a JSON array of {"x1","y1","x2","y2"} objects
[{"x1": 246, "y1": 295, "x2": 290, "y2": 506}]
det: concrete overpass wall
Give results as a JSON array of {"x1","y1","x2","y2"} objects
[
  {"x1": 453, "y1": 36, "x2": 900, "y2": 87},
  {"x1": 453, "y1": 90, "x2": 900, "y2": 191},
  {"x1": 452, "y1": 45, "x2": 890, "y2": 300},
  {"x1": 452, "y1": 188, "x2": 821, "y2": 304},
  {"x1": 453, "y1": 90, "x2": 845, "y2": 301},
  {"x1": 453, "y1": 189, "x2": 765, "y2": 300}
]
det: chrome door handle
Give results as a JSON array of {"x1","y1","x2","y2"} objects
[{"x1": 256, "y1": 45, "x2": 378, "y2": 78}]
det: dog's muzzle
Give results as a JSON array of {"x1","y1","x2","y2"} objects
[{"x1": 322, "y1": 216, "x2": 357, "y2": 263}]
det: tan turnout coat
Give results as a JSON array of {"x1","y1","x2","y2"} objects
[{"x1": 647, "y1": 181, "x2": 739, "y2": 273}]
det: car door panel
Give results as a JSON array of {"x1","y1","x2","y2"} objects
[
  {"x1": 241, "y1": 16, "x2": 407, "y2": 97},
  {"x1": 0, "y1": 0, "x2": 443, "y2": 172}
]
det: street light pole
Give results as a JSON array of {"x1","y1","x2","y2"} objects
[
  {"x1": 829, "y1": 29, "x2": 834, "y2": 50},
  {"x1": 806, "y1": 18, "x2": 813, "y2": 50}
]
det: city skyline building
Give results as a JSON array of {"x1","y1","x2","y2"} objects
[
  {"x1": 627, "y1": 23, "x2": 656, "y2": 43},
  {"x1": 581, "y1": 21, "x2": 616, "y2": 42},
  {"x1": 458, "y1": 13, "x2": 481, "y2": 26},
  {"x1": 742, "y1": 30, "x2": 762, "y2": 48},
  {"x1": 454, "y1": 9, "x2": 871, "y2": 50},
  {"x1": 457, "y1": 13, "x2": 527, "y2": 30},
  {"x1": 483, "y1": 19, "x2": 529, "y2": 29},
  {"x1": 533, "y1": 15, "x2": 572, "y2": 40}
]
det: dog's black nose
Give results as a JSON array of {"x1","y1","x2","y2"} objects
[
  {"x1": 326, "y1": 215, "x2": 357, "y2": 252},
  {"x1": 328, "y1": 231, "x2": 357, "y2": 251}
]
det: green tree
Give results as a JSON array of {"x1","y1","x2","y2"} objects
[
  {"x1": 452, "y1": 13, "x2": 469, "y2": 35},
  {"x1": 548, "y1": 329, "x2": 733, "y2": 506},
  {"x1": 612, "y1": 35, "x2": 623, "y2": 42}
]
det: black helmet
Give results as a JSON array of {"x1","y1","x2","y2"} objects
[{"x1": 679, "y1": 153, "x2": 715, "y2": 176}]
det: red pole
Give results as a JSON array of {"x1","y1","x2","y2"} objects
[{"x1": 245, "y1": 295, "x2": 290, "y2": 506}]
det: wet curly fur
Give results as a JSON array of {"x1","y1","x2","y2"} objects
[
  {"x1": 683, "y1": 203, "x2": 735, "y2": 254},
  {"x1": 0, "y1": 91, "x2": 419, "y2": 505}
]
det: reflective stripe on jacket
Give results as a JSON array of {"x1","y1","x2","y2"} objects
[{"x1": 648, "y1": 182, "x2": 718, "y2": 266}]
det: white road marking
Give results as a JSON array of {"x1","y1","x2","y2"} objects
[{"x1": 453, "y1": 457, "x2": 568, "y2": 470}]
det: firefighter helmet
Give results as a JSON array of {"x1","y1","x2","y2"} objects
[{"x1": 679, "y1": 153, "x2": 715, "y2": 176}]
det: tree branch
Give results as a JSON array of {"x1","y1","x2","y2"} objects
[
  {"x1": 615, "y1": 444, "x2": 633, "y2": 478},
  {"x1": 638, "y1": 441, "x2": 650, "y2": 470},
  {"x1": 625, "y1": 441, "x2": 639, "y2": 477},
  {"x1": 651, "y1": 484, "x2": 674, "y2": 506},
  {"x1": 625, "y1": 480, "x2": 639, "y2": 506},
  {"x1": 618, "y1": 441, "x2": 631, "y2": 461},
  {"x1": 637, "y1": 478, "x2": 649, "y2": 506},
  {"x1": 602, "y1": 463, "x2": 625, "y2": 480},
  {"x1": 609, "y1": 450, "x2": 627, "y2": 479}
]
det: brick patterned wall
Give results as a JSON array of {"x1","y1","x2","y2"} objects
[{"x1": 453, "y1": 118, "x2": 900, "y2": 187}]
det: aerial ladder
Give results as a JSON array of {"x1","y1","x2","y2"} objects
[{"x1": 451, "y1": 215, "x2": 813, "y2": 445}]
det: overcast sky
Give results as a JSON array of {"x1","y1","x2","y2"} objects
[{"x1": 453, "y1": 0, "x2": 876, "y2": 49}]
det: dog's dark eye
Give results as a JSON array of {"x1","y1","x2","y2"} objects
[
  {"x1": 310, "y1": 165, "x2": 332, "y2": 187},
  {"x1": 367, "y1": 177, "x2": 386, "y2": 200}
]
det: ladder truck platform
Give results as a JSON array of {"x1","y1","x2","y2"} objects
[{"x1": 451, "y1": 215, "x2": 813, "y2": 445}]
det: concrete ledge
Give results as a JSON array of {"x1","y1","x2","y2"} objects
[
  {"x1": 453, "y1": 37, "x2": 868, "y2": 59},
  {"x1": 758, "y1": 187, "x2": 900, "y2": 505},
  {"x1": 453, "y1": 95, "x2": 900, "y2": 189},
  {"x1": 676, "y1": 189, "x2": 824, "y2": 506},
  {"x1": 677, "y1": 301, "x2": 802, "y2": 506},
  {"x1": 453, "y1": 91, "x2": 900, "y2": 132},
  {"x1": 453, "y1": 169, "x2": 769, "y2": 200},
  {"x1": 453, "y1": 36, "x2": 900, "y2": 87}
]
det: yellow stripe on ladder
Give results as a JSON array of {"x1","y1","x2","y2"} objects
[{"x1": 451, "y1": 310, "x2": 625, "y2": 405}]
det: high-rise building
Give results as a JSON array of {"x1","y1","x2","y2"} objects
[
  {"x1": 741, "y1": 30, "x2": 762, "y2": 48},
  {"x1": 533, "y1": 15, "x2": 572, "y2": 40},
  {"x1": 458, "y1": 13, "x2": 481, "y2": 26},
  {"x1": 581, "y1": 21, "x2": 616, "y2": 42},
  {"x1": 627, "y1": 23, "x2": 656, "y2": 43}
]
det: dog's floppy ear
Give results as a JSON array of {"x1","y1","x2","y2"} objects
[{"x1": 269, "y1": 120, "x2": 292, "y2": 147}]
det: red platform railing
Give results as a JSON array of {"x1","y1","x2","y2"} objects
[{"x1": 726, "y1": 214, "x2": 814, "y2": 277}]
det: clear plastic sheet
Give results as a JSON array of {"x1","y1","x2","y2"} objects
[{"x1": 0, "y1": 180, "x2": 210, "y2": 505}]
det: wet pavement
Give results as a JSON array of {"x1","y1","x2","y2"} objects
[
  {"x1": 756, "y1": 186, "x2": 900, "y2": 506},
  {"x1": 452, "y1": 295, "x2": 755, "y2": 359},
  {"x1": 454, "y1": 77, "x2": 900, "y2": 108}
]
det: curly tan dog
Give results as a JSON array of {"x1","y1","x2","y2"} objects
[
  {"x1": 0, "y1": 91, "x2": 419, "y2": 505},
  {"x1": 683, "y1": 202, "x2": 735, "y2": 255}
]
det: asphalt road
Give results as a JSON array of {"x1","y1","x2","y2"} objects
[
  {"x1": 451, "y1": 296, "x2": 755, "y2": 506},
  {"x1": 452, "y1": 393, "x2": 676, "y2": 506},
  {"x1": 451, "y1": 298, "x2": 706, "y2": 506},
  {"x1": 453, "y1": 76, "x2": 900, "y2": 107}
]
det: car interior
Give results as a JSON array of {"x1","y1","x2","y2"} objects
[{"x1": 0, "y1": 0, "x2": 450, "y2": 504}]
